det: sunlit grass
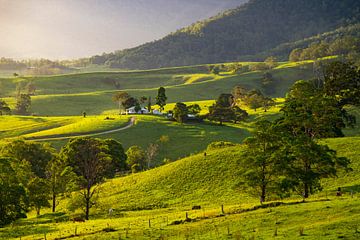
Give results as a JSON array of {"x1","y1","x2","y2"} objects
[
  {"x1": 0, "y1": 59, "x2": 315, "y2": 116},
  {"x1": 22, "y1": 115, "x2": 129, "y2": 139},
  {"x1": 1, "y1": 137, "x2": 360, "y2": 239},
  {"x1": 0, "y1": 115, "x2": 75, "y2": 138}
]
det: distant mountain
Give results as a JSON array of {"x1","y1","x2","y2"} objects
[{"x1": 91, "y1": 0, "x2": 360, "y2": 69}]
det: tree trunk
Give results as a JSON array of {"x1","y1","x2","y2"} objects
[
  {"x1": 36, "y1": 207, "x2": 40, "y2": 217},
  {"x1": 304, "y1": 183, "x2": 309, "y2": 199},
  {"x1": 85, "y1": 187, "x2": 91, "y2": 220},
  {"x1": 261, "y1": 185, "x2": 266, "y2": 203},
  {"x1": 52, "y1": 192, "x2": 56, "y2": 212}
]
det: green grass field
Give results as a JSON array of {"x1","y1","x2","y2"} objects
[
  {"x1": 0, "y1": 137, "x2": 359, "y2": 240},
  {"x1": 1, "y1": 59, "x2": 359, "y2": 239},
  {"x1": 1, "y1": 60, "x2": 315, "y2": 116}
]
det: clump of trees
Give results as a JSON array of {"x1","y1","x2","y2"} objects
[
  {"x1": 0, "y1": 57, "x2": 81, "y2": 75},
  {"x1": 0, "y1": 99, "x2": 11, "y2": 115},
  {"x1": 0, "y1": 140, "x2": 55, "y2": 223},
  {"x1": 60, "y1": 137, "x2": 127, "y2": 220},
  {"x1": 173, "y1": 102, "x2": 188, "y2": 123},
  {"x1": 240, "y1": 61, "x2": 358, "y2": 201},
  {"x1": 112, "y1": 91, "x2": 140, "y2": 114},
  {"x1": 289, "y1": 36, "x2": 360, "y2": 63},
  {"x1": 207, "y1": 93, "x2": 248, "y2": 125},
  {"x1": 0, "y1": 137, "x2": 128, "y2": 224},
  {"x1": 172, "y1": 102, "x2": 201, "y2": 123},
  {"x1": 241, "y1": 119, "x2": 350, "y2": 202},
  {"x1": 15, "y1": 94, "x2": 31, "y2": 115},
  {"x1": 0, "y1": 157, "x2": 28, "y2": 226},
  {"x1": 112, "y1": 92, "x2": 153, "y2": 114},
  {"x1": 232, "y1": 86, "x2": 275, "y2": 112}
]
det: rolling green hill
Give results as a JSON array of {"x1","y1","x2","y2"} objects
[
  {"x1": 1, "y1": 136, "x2": 359, "y2": 239},
  {"x1": 91, "y1": 0, "x2": 360, "y2": 69},
  {"x1": 1, "y1": 60, "x2": 316, "y2": 116}
]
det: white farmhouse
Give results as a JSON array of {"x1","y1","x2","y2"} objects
[{"x1": 125, "y1": 106, "x2": 149, "y2": 114}]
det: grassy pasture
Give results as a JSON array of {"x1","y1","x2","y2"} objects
[
  {"x1": 1, "y1": 59, "x2": 359, "y2": 239},
  {"x1": 0, "y1": 115, "x2": 75, "y2": 138},
  {"x1": 41, "y1": 115, "x2": 250, "y2": 162},
  {"x1": 0, "y1": 60, "x2": 315, "y2": 116},
  {"x1": 1, "y1": 197, "x2": 359, "y2": 239},
  {"x1": 22, "y1": 115, "x2": 129, "y2": 139},
  {"x1": 1, "y1": 137, "x2": 359, "y2": 239},
  {"x1": 2, "y1": 66, "x2": 311, "y2": 116}
]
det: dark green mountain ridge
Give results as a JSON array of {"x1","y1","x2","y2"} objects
[{"x1": 91, "y1": 0, "x2": 360, "y2": 69}]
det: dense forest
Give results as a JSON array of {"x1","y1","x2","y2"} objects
[{"x1": 90, "y1": 0, "x2": 360, "y2": 69}]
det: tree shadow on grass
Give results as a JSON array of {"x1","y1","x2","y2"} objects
[
  {"x1": 0, "y1": 225, "x2": 57, "y2": 239},
  {"x1": 14, "y1": 212, "x2": 69, "y2": 226},
  {"x1": 342, "y1": 185, "x2": 360, "y2": 193}
]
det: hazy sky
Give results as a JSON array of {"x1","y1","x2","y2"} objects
[{"x1": 0, "y1": 0, "x2": 245, "y2": 60}]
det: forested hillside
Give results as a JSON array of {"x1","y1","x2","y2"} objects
[{"x1": 91, "y1": 0, "x2": 360, "y2": 69}]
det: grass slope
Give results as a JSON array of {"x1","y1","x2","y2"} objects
[
  {"x1": 39, "y1": 115, "x2": 250, "y2": 163},
  {"x1": 1, "y1": 137, "x2": 359, "y2": 239},
  {"x1": 1, "y1": 61, "x2": 314, "y2": 116}
]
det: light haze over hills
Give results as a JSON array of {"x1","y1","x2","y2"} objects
[{"x1": 0, "y1": 0, "x2": 246, "y2": 59}]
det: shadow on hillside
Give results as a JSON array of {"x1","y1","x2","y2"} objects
[
  {"x1": 0, "y1": 225, "x2": 57, "y2": 239},
  {"x1": 342, "y1": 185, "x2": 360, "y2": 193}
]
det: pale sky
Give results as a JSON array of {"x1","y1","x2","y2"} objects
[{"x1": 0, "y1": 0, "x2": 245, "y2": 60}]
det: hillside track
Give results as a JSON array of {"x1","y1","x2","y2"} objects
[{"x1": 27, "y1": 117, "x2": 136, "y2": 142}]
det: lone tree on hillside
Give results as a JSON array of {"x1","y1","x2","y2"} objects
[
  {"x1": 15, "y1": 93, "x2": 31, "y2": 115},
  {"x1": 207, "y1": 93, "x2": 247, "y2": 125},
  {"x1": 241, "y1": 120, "x2": 285, "y2": 203},
  {"x1": 173, "y1": 102, "x2": 188, "y2": 123},
  {"x1": 282, "y1": 134, "x2": 350, "y2": 199},
  {"x1": 60, "y1": 137, "x2": 114, "y2": 220},
  {"x1": 126, "y1": 145, "x2": 146, "y2": 172},
  {"x1": 112, "y1": 91, "x2": 130, "y2": 113},
  {"x1": 156, "y1": 87, "x2": 167, "y2": 112}
]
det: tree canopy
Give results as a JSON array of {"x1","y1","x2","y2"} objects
[
  {"x1": 0, "y1": 157, "x2": 28, "y2": 227},
  {"x1": 156, "y1": 87, "x2": 167, "y2": 112},
  {"x1": 60, "y1": 137, "x2": 114, "y2": 220},
  {"x1": 173, "y1": 102, "x2": 188, "y2": 123}
]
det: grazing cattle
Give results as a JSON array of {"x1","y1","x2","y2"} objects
[
  {"x1": 192, "y1": 205, "x2": 201, "y2": 210},
  {"x1": 72, "y1": 217, "x2": 85, "y2": 223},
  {"x1": 336, "y1": 187, "x2": 342, "y2": 196}
]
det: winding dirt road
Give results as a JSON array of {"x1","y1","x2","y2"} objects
[{"x1": 28, "y1": 117, "x2": 136, "y2": 142}]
